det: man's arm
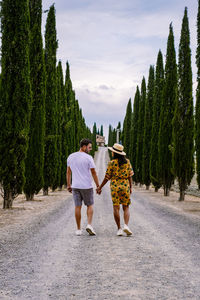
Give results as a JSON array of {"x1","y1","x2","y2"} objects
[
  {"x1": 66, "y1": 166, "x2": 72, "y2": 193},
  {"x1": 91, "y1": 168, "x2": 100, "y2": 188}
]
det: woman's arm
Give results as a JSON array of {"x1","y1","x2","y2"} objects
[
  {"x1": 128, "y1": 177, "x2": 132, "y2": 194},
  {"x1": 97, "y1": 177, "x2": 109, "y2": 194},
  {"x1": 100, "y1": 177, "x2": 109, "y2": 189},
  {"x1": 97, "y1": 161, "x2": 112, "y2": 194}
]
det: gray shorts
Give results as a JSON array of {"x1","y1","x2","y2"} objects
[{"x1": 72, "y1": 188, "x2": 94, "y2": 207}]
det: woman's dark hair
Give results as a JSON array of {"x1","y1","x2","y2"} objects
[
  {"x1": 113, "y1": 152, "x2": 127, "y2": 167},
  {"x1": 80, "y1": 138, "x2": 92, "y2": 148}
]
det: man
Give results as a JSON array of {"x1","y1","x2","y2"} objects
[{"x1": 67, "y1": 138, "x2": 100, "y2": 236}]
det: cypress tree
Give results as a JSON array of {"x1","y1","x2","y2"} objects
[
  {"x1": 136, "y1": 78, "x2": 146, "y2": 185},
  {"x1": 116, "y1": 121, "x2": 121, "y2": 144},
  {"x1": 108, "y1": 125, "x2": 113, "y2": 146},
  {"x1": 43, "y1": 5, "x2": 58, "y2": 195},
  {"x1": 64, "y1": 62, "x2": 91, "y2": 156},
  {"x1": 65, "y1": 62, "x2": 73, "y2": 108},
  {"x1": 70, "y1": 94, "x2": 78, "y2": 152},
  {"x1": 53, "y1": 61, "x2": 63, "y2": 190},
  {"x1": 131, "y1": 86, "x2": 140, "y2": 183},
  {"x1": 74, "y1": 99, "x2": 81, "y2": 150},
  {"x1": 172, "y1": 8, "x2": 194, "y2": 201},
  {"x1": 24, "y1": 0, "x2": 46, "y2": 201},
  {"x1": 113, "y1": 128, "x2": 117, "y2": 145},
  {"x1": 100, "y1": 125, "x2": 104, "y2": 136},
  {"x1": 77, "y1": 103, "x2": 82, "y2": 145},
  {"x1": 158, "y1": 24, "x2": 177, "y2": 196},
  {"x1": 0, "y1": 0, "x2": 32, "y2": 208},
  {"x1": 86, "y1": 127, "x2": 93, "y2": 142},
  {"x1": 92, "y1": 122, "x2": 97, "y2": 154},
  {"x1": 58, "y1": 61, "x2": 68, "y2": 189},
  {"x1": 122, "y1": 98, "x2": 132, "y2": 158},
  {"x1": 150, "y1": 51, "x2": 164, "y2": 192},
  {"x1": 129, "y1": 111, "x2": 134, "y2": 165},
  {"x1": 79, "y1": 112, "x2": 89, "y2": 141},
  {"x1": 65, "y1": 62, "x2": 76, "y2": 154},
  {"x1": 142, "y1": 66, "x2": 155, "y2": 189},
  {"x1": 196, "y1": 0, "x2": 200, "y2": 188},
  {"x1": 108, "y1": 124, "x2": 113, "y2": 159}
]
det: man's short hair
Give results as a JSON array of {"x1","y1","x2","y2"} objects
[{"x1": 80, "y1": 138, "x2": 92, "y2": 148}]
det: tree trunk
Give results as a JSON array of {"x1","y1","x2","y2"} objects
[
  {"x1": 179, "y1": 188, "x2": 185, "y2": 201},
  {"x1": 164, "y1": 185, "x2": 170, "y2": 196},
  {"x1": 43, "y1": 188, "x2": 48, "y2": 196},
  {"x1": 3, "y1": 190, "x2": 13, "y2": 209},
  {"x1": 155, "y1": 186, "x2": 159, "y2": 192},
  {"x1": 26, "y1": 194, "x2": 34, "y2": 201},
  {"x1": 146, "y1": 185, "x2": 150, "y2": 190}
]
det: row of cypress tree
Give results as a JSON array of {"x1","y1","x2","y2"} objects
[
  {"x1": 0, "y1": 1, "x2": 93, "y2": 208},
  {"x1": 93, "y1": 124, "x2": 104, "y2": 136},
  {"x1": 108, "y1": 122, "x2": 121, "y2": 147},
  {"x1": 110, "y1": 7, "x2": 195, "y2": 201},
  {"x1": 108, "y1": 122, "x2": 121, "y2": 159}
]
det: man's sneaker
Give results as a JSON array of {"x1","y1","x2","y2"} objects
[
  {"x1": 117, "y1": 228, "x2": 123, "y2": 236},
  {"x1": 76, "y1": 229, "x2": 82, "y2": 236},
  {"x1": 86, "y1": 224, "x2": 96, "y2": 236},
  {"x1": 123, "y1": 224, "x2": 132, "y2": 236}
]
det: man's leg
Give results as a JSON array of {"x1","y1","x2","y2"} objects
[
  {"x1": 75, "y1": 206, "x2": 82, "y2": 230},
  {"x1": 86, "y1": 205, "x2": 96, "y2": 235},
  {"x1": 122, "y1": 205, "x2": 130, "y2": 225},
  {"x1": 87, "y1": 205, "x2": 93, "y2": 225},
  {"x1": 113, "y1": 205, "x2": 121, "y2": 229},
  {"x1": 82, "y1": 189, "x2": 96, "y2": 235},
  {"x1": 72, "y1": 189, "x2": 83, "y2": 231}
]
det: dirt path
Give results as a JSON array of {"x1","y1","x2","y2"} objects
[{"x1": 0, "y1": 147, "x2": 200, "y2": 300}]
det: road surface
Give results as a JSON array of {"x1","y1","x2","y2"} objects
[{"x1": 0, "y1": 147, "x2": 200, "y2": 300}]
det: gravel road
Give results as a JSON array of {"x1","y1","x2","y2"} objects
[{"x1": 0, "y1": 147, "x2": 200, "y2": 300}]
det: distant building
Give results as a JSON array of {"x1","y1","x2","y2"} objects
[{"x1": 96, "y1": 134, "x2": 105, "y2": 147}]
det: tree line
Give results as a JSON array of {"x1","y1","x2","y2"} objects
[
  {"x1": 109, "y1": 6, "x2": 197, "y2": 201},
  {"x1": 0, "y1": 1, "x2": 95, "y2": 209}
]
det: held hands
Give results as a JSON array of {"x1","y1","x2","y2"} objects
[
  {"x1": 67, "y1": 185, "x2": 101, "y2": 194},
  {"x1": 96, "y1": 186, "x2": 102, "y2": 195}
]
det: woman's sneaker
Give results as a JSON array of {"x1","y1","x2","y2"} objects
[
  {"x1": 123, "y1": 224, "x2": 132, "y2": 236},
  {"x1": 76, "y1": 229, "x2": 82, "y2": 236},
  {"x1": 117, "y1": 228, "x2": 123, "y2": 236},
  {"x1": 86, "y1": 224, "x2": 96, "y2": 236}
]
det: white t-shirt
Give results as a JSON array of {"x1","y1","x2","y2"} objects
[{"x1": 67, "y1": 151, "x2": 96, "y2": 189}]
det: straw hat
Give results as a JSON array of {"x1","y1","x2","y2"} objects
[{"x1": 108, "y1": 143, "x2": 126, "y2": 156}]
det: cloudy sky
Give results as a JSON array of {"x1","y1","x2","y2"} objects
[{"x1": 43, "y1": 0, "x2": 198, "y2": 141}]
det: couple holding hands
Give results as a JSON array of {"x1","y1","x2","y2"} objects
[{"x1": 67, "y1": 138, "x2": 134, "y2": 237}]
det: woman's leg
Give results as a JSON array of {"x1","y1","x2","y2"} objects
[
  {"x1": 122, "y1": 205, "x2": 130, "y2": 225},
  {"x1": 113, "y1": 205, "x2": 121, "y2": 229}
]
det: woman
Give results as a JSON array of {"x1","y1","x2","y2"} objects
[{"x1": 97, "y1": 143, "x2": 134, "y2": 236}]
